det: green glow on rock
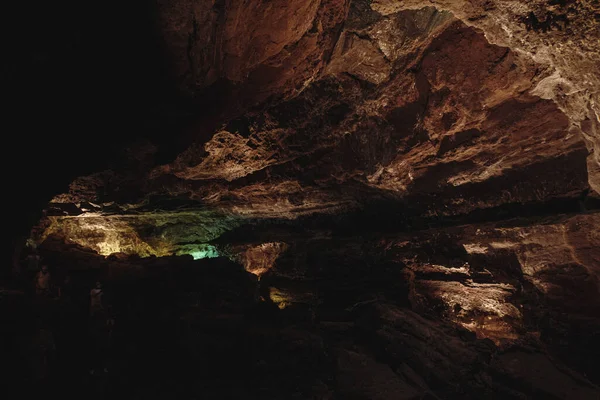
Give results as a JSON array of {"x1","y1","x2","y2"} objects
[{"x1": 189, "y1": 244, "x2": 219, "y2": 260}]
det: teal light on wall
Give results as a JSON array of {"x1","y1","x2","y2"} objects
[{"x1": 189, "y1": 244, "x2": 219, "y2": 260}]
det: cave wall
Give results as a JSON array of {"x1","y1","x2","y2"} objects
[
  {"x1": 7, "y1": 1, "x2": 600, "y2": 395},
  {"x1": 155, "y1": 0, "x2": 600, "y2": 191},
  {"x1": 39, "y1": 7, "x2": 595, "y2": 256}
]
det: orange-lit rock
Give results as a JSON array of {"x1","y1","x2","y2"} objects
[
  {"x1": 230, "y1": 242, "x2": 288, "y2": 276},
  {"x1": 372, "y1": 0, "x2": 600, "y2": 192},
  {"x1": 157, "y1": 0, "x2": 350, "y2": 106},
  {"x1": 20, "y1": 3, "x2": 600, "y2": 396},
  {"x1": 44, "y1": 8, "x2": 594, "y2": 227}
]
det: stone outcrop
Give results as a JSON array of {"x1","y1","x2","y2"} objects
[
  {"x1": 371, "y1": 0, "x2": 600, "y2": 192},
  {"x1": 10, "y1": 1, "x2": 599, "y2": 398},
  {"x1": 42, "y1": 9, "x2": 595, "y2": 254}
]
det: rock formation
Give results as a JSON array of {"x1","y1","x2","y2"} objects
[{"x1": 3, "y1": 0, "x2": 599, "y2": 398}]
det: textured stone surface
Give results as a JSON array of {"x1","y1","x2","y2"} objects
[
  {"x1": 156, "y1": 0, "x2": 349, "y2": 107},
  {"x1": 14, "y1": 1, "x2": 600, "y2": 397},
  {"x1": 371, "y1": 0, "x2": 600, "y2": 191},
  {"x1": 44, "y1": 14, "x2": 593, "y2": 227}
]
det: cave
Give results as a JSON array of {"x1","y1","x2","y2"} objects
[{"x1": 2, "y1": 0, "x2": 600, "y2": 398}]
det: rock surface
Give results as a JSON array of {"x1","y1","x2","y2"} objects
[{"x1": 8, "y1": 1, "x2": 600, "y2": 398}]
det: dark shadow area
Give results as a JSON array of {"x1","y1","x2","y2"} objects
[
  {"x1": 1, "y1": 0, "x2": 199, "y2": 274},
  {"x1": 2, "y1": 229, "x2": 599, "y2": 399}
]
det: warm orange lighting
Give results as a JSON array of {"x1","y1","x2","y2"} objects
[{"x1": 241, "y1": 242, "x2": 288, "y2": 276}]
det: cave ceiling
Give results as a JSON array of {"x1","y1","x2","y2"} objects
[
  {"x1": 14, "y1": 0, "x2": 600, "y2": 392},
  {"x1": 37, "y1": 1, "x2": 599, "y2": 256}
]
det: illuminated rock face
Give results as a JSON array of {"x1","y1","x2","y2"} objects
[
  {"x1": 225, "y1": 242, "x2": 289, "y2": 276},
  {"x1": 156, "y1": 0, "x2": 349, "y2": 106},
  {"x1": 44, "y1": 12, "x2": 594, "y2": 224},
  {"x1": 41, "y1": 9, "x2": 595, "y2": 257},
  {"x1": 40, "y1": 211, "x2": 240, "y2": 258},
  {"x1": 29, "y1": 1, "x2": 600, "y2": 394},
  {"x1": 372, "y1": 0, "x2": 600, "y2": 192}
]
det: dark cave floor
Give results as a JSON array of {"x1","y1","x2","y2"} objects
[{"x1": 2, "y1": 251, "x2": 599, "y2": 400}]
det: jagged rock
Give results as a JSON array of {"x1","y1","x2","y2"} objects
[{"x1": 9, "y1": 1, "x2": 600, "y2": 398}]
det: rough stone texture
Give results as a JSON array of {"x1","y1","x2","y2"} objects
[
  {"x1": 5, "y1": 249, "x2": 598, "y2": 398},
  {"x1": 156, "y1": 0, "x2": 349, "y2": 107},
  {"x1": 225, "y1": 242, "x2": 289, "y2": 276},
  {"x1": 371, "y1": 0, "x2": 600, "y2": 192},
  {"x1": 238, "y1": 212, "x2": 600, "y2": 380},
  {"x1": 46, "y1": 14, "x2": 592, "y2": 225},
  {"x1": 40, "y1": 210, "x2": 240, "y2": 257},
  {"x1": 14, "y1": 1, "x2": 600, "y2": 397}
]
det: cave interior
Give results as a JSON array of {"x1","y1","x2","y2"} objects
[{"x1": 2, "y1": 0, "x2": 600, "y2": 399}]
